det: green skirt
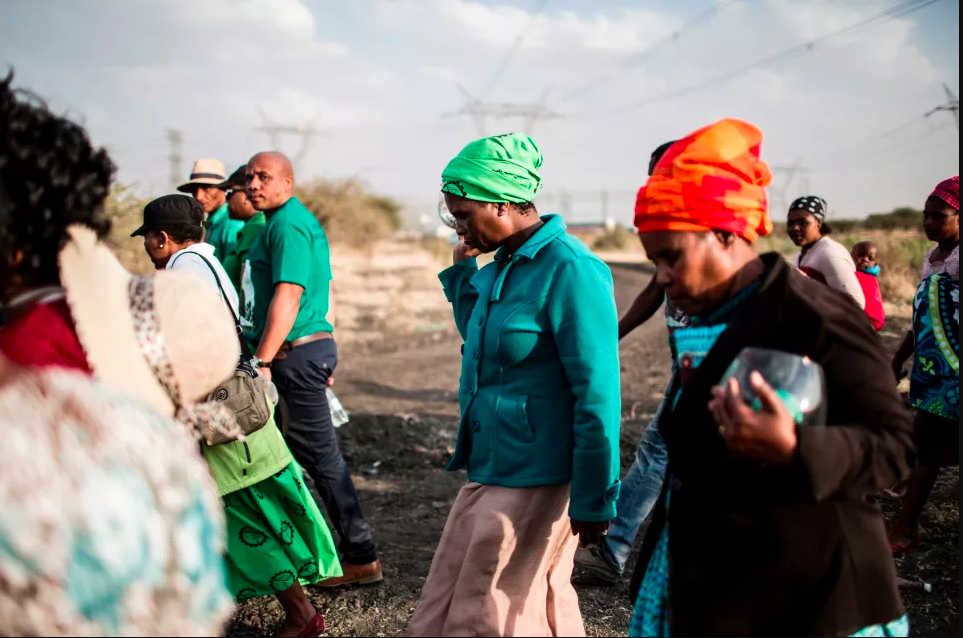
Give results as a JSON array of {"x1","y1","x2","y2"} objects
[{"x1": 223, "y1": 462, "x2": 341, "y2": 600}]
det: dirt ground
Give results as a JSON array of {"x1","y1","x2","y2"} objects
[{"x1": 226, "y1": 256, "x2": 959, "y2": 638}]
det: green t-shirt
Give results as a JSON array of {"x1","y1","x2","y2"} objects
[
  {"x1": 205, "y1": 203, "x2": 245, "y2": 261},
  {"x1": 222, "y1": 212, "x2": 266, "y2": 290},
  {"x1": 240, "y1": 197, "x2": 333, "y2": 344}
]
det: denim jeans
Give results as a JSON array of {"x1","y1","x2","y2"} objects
[
  {"x1": 601, "y1": 380, "x2": 671, "y2": 573},
  {"x1": 272, "y1": 338, "x2": 378, "y2": 565}
]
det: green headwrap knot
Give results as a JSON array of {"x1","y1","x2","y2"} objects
[{"x1": 440, "y1": 133, "x2": 543, "y2": 204}]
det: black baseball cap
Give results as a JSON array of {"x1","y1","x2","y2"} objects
[
  {"x1": 218, "y1": 165, "x2": 248, "y2": 190},
  {"x1": 130, "y1": 194, "x2": 205, "y2": 237}
]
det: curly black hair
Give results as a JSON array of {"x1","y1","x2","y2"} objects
[{"x1": 0, "y1": 71, "x2": 115, "y2": 299}]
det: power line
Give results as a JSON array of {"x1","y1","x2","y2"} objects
[
  {"x1": 820, "y1": 119, "x2": 954, "y2": 167},
  {"x1": 807, "y1": 114, "x2": 928, "y2": 165},
  {"x1": 557, "y1": 0, "x2": 738, "y2": 105},
  {"x1": 478, "y1": 0, "x2": 551, "y2": 100},
  {"x1": 571, "y1": 0, "x2": 945, "y2": 117},
  {"x1": 811, "y1": 85, "x2": 959, "y2": 164},
  {"x1": 817, "y1": 123, "x2": 957, "y2": 170}
]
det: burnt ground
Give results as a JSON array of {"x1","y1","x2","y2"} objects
[{"x1": 227, "y1": 262, "x2": 958, "y2": 637}]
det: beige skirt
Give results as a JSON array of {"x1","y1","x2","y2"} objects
[{"x1": 407, "y1": 482, "x2": 584, "y2": 638}]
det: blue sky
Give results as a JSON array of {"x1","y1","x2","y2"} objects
[{"x1": 1, "y1": 0, "x2": 959, "y2": 224}]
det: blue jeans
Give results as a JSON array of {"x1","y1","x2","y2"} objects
[{"x1": 602, "y1": 381, "x2": 671, "y2": 573}]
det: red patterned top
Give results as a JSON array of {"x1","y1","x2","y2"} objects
[{"x1": 0, "y1": 296, "x2": 91, "y2": 373}]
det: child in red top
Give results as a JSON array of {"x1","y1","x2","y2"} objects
[{"x1": 852, "y1": 241, "x2": 886, "y2": 331}]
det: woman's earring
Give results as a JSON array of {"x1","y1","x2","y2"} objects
[{"x1": 159, "y1": 243, "x2": 165, "y2": 248}]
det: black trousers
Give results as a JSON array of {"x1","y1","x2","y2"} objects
[{"x1": 272, "y1": 338, "x2": 377, "y2": 565}]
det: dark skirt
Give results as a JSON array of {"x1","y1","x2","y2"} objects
[{"x1": 914, "y1": 409, "x2": 959, "y2": 468}]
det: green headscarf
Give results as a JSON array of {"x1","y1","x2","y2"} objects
[{"x1": 441, "y1": 133, "x2": 543, "y2": 204}]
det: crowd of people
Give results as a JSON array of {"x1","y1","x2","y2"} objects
[{"x1": 0, "y1": 70, "x2": 958, "y2": 638}]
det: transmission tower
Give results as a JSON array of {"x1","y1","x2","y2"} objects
[
  {"x1": 771, "y1": 161, "x2": 812, "y2": 213},
  {"x1": 443, "y1": 82, "x2": 563, "y2": 137},
  {"x1": 254, "y1": 106, "x2": 328, "y2": 175},
  {"x1": 925, "y1": 83, "x2": 959, "y2": 132},
  {"x1": 166, "y1": 129, "x2": 183, "y2": 192}
]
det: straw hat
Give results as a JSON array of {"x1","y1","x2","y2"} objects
[
  {"x1": 58, "y1": 225, "x2": 239, "y2": 417},
  {"x1": 177, "y1": 158, "x2": 227, "y2": 192}
]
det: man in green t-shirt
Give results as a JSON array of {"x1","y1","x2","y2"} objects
[
  {"x1": 217, "y1": 165, "x2": 266, "y2": 289},
  {"x1": 177, "y1": 157, "x2": 244, "y2": 260},
  {"x1": 241, "y1": 151, "x2": 381, "y2": 587}
]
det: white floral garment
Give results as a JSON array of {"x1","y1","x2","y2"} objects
[{"x1": 0, "y1": 363, "x2": 233, "y2": 636}]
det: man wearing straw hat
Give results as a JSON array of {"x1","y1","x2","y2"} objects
[{"x1": 178, "y1": 158, "x2": 244, "y2": 261}]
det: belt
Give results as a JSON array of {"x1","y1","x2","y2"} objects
[
  {"x1": 273, "y1": 331, "x2": 333, "y2": 360},
  {"x1": 279, "y1": 331, "x2": 333, "y2": 351}
]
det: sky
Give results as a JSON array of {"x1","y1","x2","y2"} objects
[{"x1": 1, "y1": 0, "x2": 959, "y2": 226}]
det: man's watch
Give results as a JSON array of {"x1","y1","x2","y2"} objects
[{"x1": 254, "y1": 359, "x2": 273, "y2": 369}]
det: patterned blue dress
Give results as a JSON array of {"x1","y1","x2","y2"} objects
[{"x1": 909, "y1": 273, "x2": 960, "y2": 421}]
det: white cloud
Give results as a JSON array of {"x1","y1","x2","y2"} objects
[
  {"x1": 373, "y1": 0, "x2": 679, "y2": 54},
  {"x1": 734, "y1": 68, "x2": 795, "y2": 105},
  {"x1": 769, "y1": 0, "x2": 939, "y2": 84},
  {"x1": 0, "y1": 0, "x2": 955, "y2": 215},
  {"x1": 242, "y1": 86, "x2": 366, "y2": 128},
  {"x1": 162, "y1": 0, "x2": 317, "y2": 40}
]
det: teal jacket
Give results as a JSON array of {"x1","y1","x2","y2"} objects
[{"x1": 439, "y1": 214, "x2": 622, "y2": 522}]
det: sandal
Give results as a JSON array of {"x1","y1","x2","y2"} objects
[
  {"x1": 878, "y1": 486, "x2": 906, "y2": 500},
  {"x1": 887, "y1": 525, "x2": 920, "y2": 556},
  {"x1": 295, "y1": 613, "x2": 326, "y2": 637}
]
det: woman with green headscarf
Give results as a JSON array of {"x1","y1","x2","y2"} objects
[{"x1": 407, "y1": 134, "x2": 622, "y2": 637}]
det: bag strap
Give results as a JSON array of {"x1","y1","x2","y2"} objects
[{"x1": 170, "y1": 249, "x2": 253, "y2": 361}]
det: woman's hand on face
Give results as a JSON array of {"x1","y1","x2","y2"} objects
[
  {"x1": 570, "y1": 519, "x2": 611, "y2": 548},
  {"x1": 453, "y1": 238, "x2": 482, "y2": 264},
  {"x1": 708, "y1": 372, "x2": 798, "y2": 466}
]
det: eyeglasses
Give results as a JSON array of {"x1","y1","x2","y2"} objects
[
  {"x1": 225, "y1": 188, "x2": 247, "y2": 199},
  {"x1": 438, "y1": 192, "x2": 457, "y2": 230}
]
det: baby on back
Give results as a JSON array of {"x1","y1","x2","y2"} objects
[{"x1": 852, "y1": 241, "x2": 885, "y2": 331}]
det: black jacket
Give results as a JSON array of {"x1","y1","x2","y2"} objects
[{"x1": 629, "y1": 253, "x2": 914, "y2": 636}]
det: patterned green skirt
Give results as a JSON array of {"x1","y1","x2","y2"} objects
[{"x1": 223, "y1": 462, "x2": 341, "y2": 600}]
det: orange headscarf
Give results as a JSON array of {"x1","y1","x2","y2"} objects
[{"x1": 634, "y1": 118, "x2": 773, "y2": 243}]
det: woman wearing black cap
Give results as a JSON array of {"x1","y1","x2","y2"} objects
[
  {"x1": 132, "y1": 193, "x2": 240, "y2": 313},
  {"x1": 787, "y1": 196, "x2": 866, "y2": 309},
  {"x1": 136, "y1": 193, "x2": 345, "y2": 636}
]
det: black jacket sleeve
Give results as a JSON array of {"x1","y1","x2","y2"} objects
[{"x1": 792, "y1": 287, "x2": 915, "y2": 501}]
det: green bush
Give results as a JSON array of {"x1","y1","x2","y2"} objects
[{"x1": 861, "y1": 207, "x2": 922, "y2": 231}]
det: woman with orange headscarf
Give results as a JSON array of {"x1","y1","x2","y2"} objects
[{"x1": 626, "y1": 119, "x2": 914, "y2": 637}]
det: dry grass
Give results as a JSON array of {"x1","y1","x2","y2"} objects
[
  {"x1": 297, "y1": 178, "x2": 403, "y2": 247},
  {"x1": 103, "y1": 179, "x2": 405, "y2": 271},
  {"x1": 755, "y1": 230, "x2": 931, "y2": 307},
  {"x1": 593, "y1": 226, "x2": 637, "y2": 251},
  {"x1": 419, "y1": 237, "x2": 456, "y2": 266},
  {"x1": 103, "y1": 185, "x2": 153, "y2": 273}
]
